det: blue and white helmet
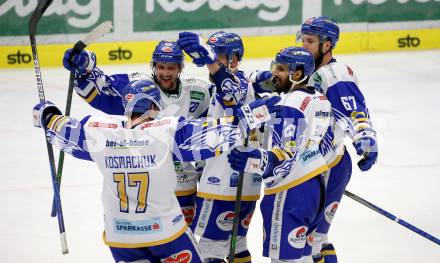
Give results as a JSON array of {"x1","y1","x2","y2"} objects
[
  {"x1": 151, "y1": 40, "x2": 184, "y2": 66},
  {"x1": 300, "y1": 16, "x2": 340, "y2": 48},
  {"x1": 122, "y1": 79, "x2": 162, "y2": 115},
  {"x1": 207, "y1": 31, "x2": 244, "y2": 61},
  {"x1": 274, "y1": 47, "x2": 315, "y2": 77}
]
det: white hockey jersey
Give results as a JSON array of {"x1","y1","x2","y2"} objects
[
  {"x1": 308, "y1": 59, "x2": 374, "y2": 169},
  {"x1": 263, "y1": 88, "x2": 331, "y2": 195},
  {"x1": 45, "y1": 113, "x2": 246, "y2": 247},
  {"x1": 74, "y1": 70, "x2": 213, "y2": 195},
  {"x1": 198, "y1": 71, "x2": 262, "y2": 201}
]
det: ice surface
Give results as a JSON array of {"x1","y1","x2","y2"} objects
[{"x1": 1, "y1": 50, "x2": 439, "y2": 262}]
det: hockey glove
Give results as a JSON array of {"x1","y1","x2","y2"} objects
[
  {"x1": 249, "y1": 70, "x2": 274, "y2": 94},
  {"x1": 63, "y1": 49, "x2": 97, "y2": 74},
  {"x1": 227, "y1": 146, "x2": 273, "y2": 177},
  {"x1": 353, "y1": 128, "x2": 378, "y2": 171},
  {"x1": 236, "y1": 96, "x2": 281, "y2": 135},
  {"x1": 33, "y1": 101, "x2": 62, "y2": 128},
  {"x1": 177, "y1": 32, "x2": 216, "y2": 67}
]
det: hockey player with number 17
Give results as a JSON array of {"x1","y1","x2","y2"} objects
[
  {"x1": 32, "y1": 79, "x2": 280, "y2": 262},
  {"x1": 62, "y1": 40, "x2": 212, "y2": 225}
]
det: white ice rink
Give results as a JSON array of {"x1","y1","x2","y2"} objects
[{"x1": 1, "y1": 50, "x2": 440, "y2": 262}]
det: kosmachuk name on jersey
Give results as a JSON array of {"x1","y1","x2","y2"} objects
[
  {"x1": 105, "y1": 155, "x2": 157, "y2": 169},
  {"x1": 106, "y1": 139, "x2": 149, "y2": 148}
]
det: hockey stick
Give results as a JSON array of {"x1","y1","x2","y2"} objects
[
  {"x1": 29, "y1": 0, "x2": 69, "y2": 255},
  {"x1": 51, "y1": 21, "x2": 113, "y2": 217},
  {"x1": 228, "y1": 137, "x2": 249, "y2": 263},
  {"x1": 344, "y1": 190, "x2": 440, "y2": 246}
]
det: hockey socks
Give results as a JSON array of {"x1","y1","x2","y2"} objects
[
  {"x1": 313, "y1": 243, "x2": 337, "y2": 263},
  {"x1": 228, "y1": 250, "x2": 252, "y2": 263}
]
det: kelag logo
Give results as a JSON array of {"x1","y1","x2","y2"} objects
[
  {"x1": 398, "y1": 35, "x2": 421, "y2": 48},
  {"x1": 109, "y1": 47, "x2": 132, "y2": 60},
  {"x1": 7, "y1": 50, "x2": 31, "y2": 64}
]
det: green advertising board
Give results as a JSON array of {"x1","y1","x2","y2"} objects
[
  {"x1": 323, "y1": 0, "x2": 440, "y2": 23},
  {"x1": 133, "y1": 0, "x2": 302, "y2": 31},
  {"x1": 0, "y1": 0, "x2": 113, "y2": 36}
]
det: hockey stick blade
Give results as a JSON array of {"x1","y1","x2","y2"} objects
[
  {"x1": 51, "y1": 20, "x2": 113, "y2": 218},
  {"x1": 72, "y1": 21, "x2": 113, "y2": 52}
]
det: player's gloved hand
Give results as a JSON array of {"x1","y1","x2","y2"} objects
[
  {"x1": 33, "y1": 101, "x2": 62, "y2": 128},
  {"x1": 63, "y1": 49, "x2": 97, "y2": 74},
  {"x1": 236, "y1": 96, "x2": 281, "y2": 134},
  {"x1": 177, "y1": 32, "x2": 216, "y2": 67},
  {"x1": 353, "y1": 128, "x2": 378, "y2": 171},
  {"x1": 227, "y1": 146, "x2": 273, "y2": 177},
  {"x1": 249, "y1": 70, "x2": 274, "y2": 94}
]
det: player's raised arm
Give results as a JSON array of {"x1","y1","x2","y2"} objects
[
  {"x1": 33, "y1": 101, "x2": 92, "y2": 161},
  {"x1": 173, "y1": 96, "x2": 281, "y2": 162},
  {"x1": 62, "y1": 48, "x2": 127, "y2": 115},
  {"x1": 177, "y1": 31, "x2": 248, "y2": 107}
]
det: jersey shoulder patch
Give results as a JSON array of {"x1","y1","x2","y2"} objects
[{"x1": 86, "y1": 116, "x2": 121, "y2": 129}]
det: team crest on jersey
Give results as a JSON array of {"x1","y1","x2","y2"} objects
[
  {"x1": 241, "y1": 210, "x2": 254, "y2": 229},
  {"x1": 288, "y1": 226, "x2": 308, "y2": 249},
  {"x1": 181, "y1": 206, "x2": 195, "y2": 224},
  {"x1": 162, "y1": 250, "x2": 192, "y2": 263},
  {"x1": 216, "y1": 211, "x2": 235, "y2": 231},
  {"x1": 178, "y1": 124, "x2": 240, "y2": 152},
  {"x1": 325, "y1": 201, "x2": 339, "y2": 224}
]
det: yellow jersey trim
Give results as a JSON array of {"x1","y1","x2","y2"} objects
[
  {"x1": 235, "y1": 255, "x2": 252, "y2": 262},
  {"x1": 327, "y1": 153, "x2": 344, "y2": 170},
  {"x1": 102, "y1": 224, "x2": 187, "y2": 248},
  {"x1": 175, "y1": 188, "x2": 197, "y2": 196},
  {"x1": 197, "y1": 191, "x2": 260, "y2": 201},
  {"x1": 84, "y1": 88, "x2": 99, "y2": 103},
  {"x1": 321, "y1": 249, "x2": 337, "y2": 256},
  {"x1": 264, "y1": 165, "x2": 329, "y2": 195}
]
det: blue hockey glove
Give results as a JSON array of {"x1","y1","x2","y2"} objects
[
  {"x1": 63, "y1": 49, "x2": 97, "y2": 74},
  {"x1": 33, "y1": 101, "x2": 62, "y2": 128},
  {"x1": 177, "y1": 32, "x2": 216, "y2": 67},
  {"x1": 249, "y1": 70, "x2": 274, "y2": 94},
  {"x1": 227, "y1": 146, "x2": 272, "y2": 177},
  {"x1": 237, "y1": 96, "x2": 281, "y2": 134},
  {"x1": 353, "y1": 128, "x2": 378, "y2": 171}
]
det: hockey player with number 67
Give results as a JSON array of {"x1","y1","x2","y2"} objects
[
  {"x1": 32, "y1": 79, "x2": 280, "y2": 262},
  {"x1": 298, "y1": 17, "x2": 379, "y2": 262}
]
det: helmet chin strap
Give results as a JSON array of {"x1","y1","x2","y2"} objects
[{"x1": 289, "y1": 75, "x2": 308, "y2": 92}]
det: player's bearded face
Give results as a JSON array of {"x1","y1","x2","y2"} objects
[
  {"x1": 271, "y1": 63, "x2": 291, "y2": 93},
  {"x1": 154, "y1": 62, "x2": 181, "y2": 91},
  {"x1": 301, "y1": 34, "x2": 320, "y2": 60}
]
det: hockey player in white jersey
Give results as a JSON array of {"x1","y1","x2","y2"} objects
[
  {"x1": 228, "y1": 47, "x2": 332, "y2": 263},
  {"x1": 297, "y1": 17, "x2": 379, "y2": 262},
  {"x1": 177, "y1": 31, "x2": 258, "y2": 262},
  {"x1": 32, "y1": 79, "x2": 280, "y2": 262},
  {"x1": 62, "y1": 40, "x2": 212, "y2": 225}
]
